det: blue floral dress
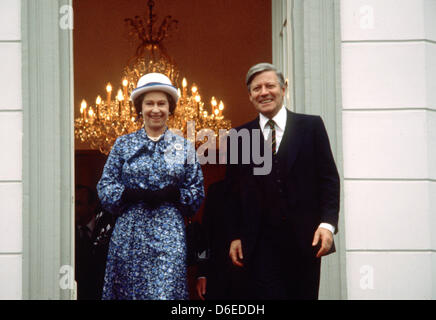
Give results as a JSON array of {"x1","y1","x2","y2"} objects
[{"x1": 97, "y1": 128, "x2": 204, "y2": 300}]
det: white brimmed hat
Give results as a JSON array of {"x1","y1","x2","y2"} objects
[{"x1": 130, "y1": 73, "x2": 179, "y2": 104}]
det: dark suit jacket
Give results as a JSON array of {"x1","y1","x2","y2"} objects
[
  {"x1": 75, "y1": 210, "x2": 116, "y2": 300},
  {"x1": 225, "y1": 110, "x2": 340, "y2": 263},
  {"x1": 196, "y1": 179, "x2": 243, "y2": 299}
]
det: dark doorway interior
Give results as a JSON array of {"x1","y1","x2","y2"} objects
[{"x1": 73, "y1": 0, "x2": 271, "y2": 300}]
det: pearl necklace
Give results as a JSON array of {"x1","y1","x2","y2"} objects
[{"x1": 147, "y1": 134, "x2": 162, "y2": 142}]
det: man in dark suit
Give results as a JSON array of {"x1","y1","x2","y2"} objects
[
  {"x1": 75, "y1": 184, "x2": 100, "y2": 300},
  {"x1": 75, "y1": 184, "x2": 116, "y2": 300},
  {"x1": 226, "y1": 63, "x2": 340, "y2": 299},
  {"x1": 195, "y1": 179, "x2": 245, "y2": 300}
]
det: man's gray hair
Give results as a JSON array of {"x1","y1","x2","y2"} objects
[{"x1": 245, "y1": 63, "x2": 286, "y2": 92}]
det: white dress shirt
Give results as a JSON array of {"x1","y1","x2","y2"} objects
[
  {"x1": 258, "y1": 105, "x2": 335, "y2": 235},
  {"x1": 259, "y1": 104, "x2": 287, "y2": 151}
]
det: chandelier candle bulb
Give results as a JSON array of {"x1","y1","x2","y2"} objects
[
  {"x1": 191, "y1": 85, "x2": 197, "y2": 95},
  {"x1": 80, "y1": 100, "x2": 87, "y2": 121},
  {"x1": 88, "y1": 107, "x2": 95, "y2": 124},
  {"x1": 211, "y1": 96, "x2": 217, "y2": 117},
  {"x1": 117, "y1": 89, "x2": 124, "y2": 101},
  {"x1": 195, "y1": 95, "x2": 201, "y2": 111},
  {"x1": 182, "y1": 78, "x2": 187, "y2": 97},
  {"x1": 106, "y1": 83, "x2": 112, "y2": 108},
  {"x1": 218, "y1": 101, "x2": 224, "y2": 118},
  {"x1": 96, "y1": 96, "x2": 102, "y2": 120},
  {"x1": 122, "y1": 79, "x2": 128, "y2": 94},
  {"x1": 116, "y1": 89, "x2": 124, "y2": 116},
  {"x1": 122, "y1": 79, "x2": 128, "y2": 109}
]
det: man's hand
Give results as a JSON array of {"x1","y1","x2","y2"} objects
[
  {"x1": 312, "y1": 227, "x2": 333, "y2": 258},
  {"x1": 196, "y1": 278, "x2": 207, "y2": 300},
  {"x1": 229, "y1": 239, "x2": 244, "y2": 267}
]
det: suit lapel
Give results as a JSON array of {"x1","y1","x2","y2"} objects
[{"x1": 245, "y1": 112, "x2": 304, "y2": 176}]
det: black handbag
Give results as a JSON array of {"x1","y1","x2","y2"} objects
[{"x1": 92, "y1": 210, "x2": 117, "y2": 253}]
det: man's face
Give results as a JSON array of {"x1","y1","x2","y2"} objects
[{"x1": 248, "y1": 70, "x2": 285, "y2": 119}]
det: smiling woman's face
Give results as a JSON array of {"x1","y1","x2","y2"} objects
[{"x1": 141, "y1": 91, "x2": 170, "y2": 134}]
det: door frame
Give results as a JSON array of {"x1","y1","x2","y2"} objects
[
  {"x1": 21, "y1": 0, "x2": 75, "y2": 299},
  {"x1": 272, "y1": 0, "x2": 347, "y2": 299},
  {"x1": 20, "y1": 0, "x2": 346, "y2": 300}
]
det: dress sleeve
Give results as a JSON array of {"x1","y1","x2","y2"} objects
[
  {"x1": 178, "y1": 141, "x2": 205, "y2": 217},
  {"x1": 97, "y1": 137, "x2": 126, "y2": 215}
]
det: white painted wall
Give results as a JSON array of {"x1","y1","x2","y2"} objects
[
  {"x1": 0, "y1": 0, "x2": 22, "y2": 300},
  {"x1": 341, "y1": 0, "x2": 436, "y2": 299}
]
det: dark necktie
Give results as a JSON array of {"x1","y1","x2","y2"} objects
[{"x1": 267, "y1": 119, "x2": 277, "y2": 155}]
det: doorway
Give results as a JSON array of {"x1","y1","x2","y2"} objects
[{"x1": 72, "y1": 0, "x2": 272, "y2": 299}]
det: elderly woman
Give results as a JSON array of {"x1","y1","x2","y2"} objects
[{"x1": 97, "y1": 73, "x2": 205, "y2": 300}]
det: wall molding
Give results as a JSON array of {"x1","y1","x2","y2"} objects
[
  {"x1": 342, "y1": 108, "x2": 436, "y2": 112},
  {"x1": 342, "y1": 39, "x2": 436, "y2": 45}
]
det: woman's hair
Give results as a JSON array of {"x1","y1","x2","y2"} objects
[{"x1": 133, "y1": 91, "x2": 177, "y2": 116}]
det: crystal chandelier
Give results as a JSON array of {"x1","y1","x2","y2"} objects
[{"x1": 75, "y1": 0, "x2": 231, "y2": 155}]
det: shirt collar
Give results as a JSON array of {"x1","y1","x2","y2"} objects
[
  {"x1": 259, "y1": 105, "x2": 287, "y2": 131},
  {"x1": 139, "y1": 127, "x2": 172, "y2": 152}
]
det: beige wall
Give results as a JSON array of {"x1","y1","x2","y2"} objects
[{"x1": 73, "y1": 0, "x2": 272, "y2": 150}]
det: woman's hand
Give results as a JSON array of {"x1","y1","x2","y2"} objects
[
  {"x1": 121, "y1": 188, "x2": 148, "y2": 203},
  {"x1": 153, "y1": 185, "x2": 180, "y2": 203},
  {"x1": 121, "y1": 186, "x2": 180, "y2": 208}
]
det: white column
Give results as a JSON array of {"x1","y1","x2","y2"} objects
[
  {"x1": 341, "y1": 0, "x2": 436, "y2": 299},
  {"x1": 21, "y1": 0, "x2": 75, "y2": 299},
  {"x1": 0, "y1": 0, "x2": 22, "y2": 300}
]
